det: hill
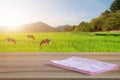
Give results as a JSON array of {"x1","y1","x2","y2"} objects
[
  {"x1": 19, "y1": 22, "x2": 55, "y2": 32},
  {"x1": 0, "y1": 22, "x2": 55, "y2": 33},
  {"x1": 56, "y1": 25, "x2": 70, "y2": 31}
]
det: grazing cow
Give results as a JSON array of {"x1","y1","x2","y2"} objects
[
  {"x1": 40, "y1": 39, "x2": 51, "y2": 46},
  {"x1": 6, "y1": 37, "x2": 16, "y2": 44},
  {"x1": 27, "y1": 35, "x2": 35, "y2": 40}
]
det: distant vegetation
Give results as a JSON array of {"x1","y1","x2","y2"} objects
[
  {"x1": 56, "y1": 25, "x2": 71, "y2": 31},
  {"x1": 64, "y1": 0, "x2": 120, "y2": 32},
  {"x1": 0, "y1": 32, "x2": 120, "y2": 52}
]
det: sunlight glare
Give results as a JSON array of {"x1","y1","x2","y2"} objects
[{"x1": 2, "y1": 21, "x2": 21, "y2": 31}]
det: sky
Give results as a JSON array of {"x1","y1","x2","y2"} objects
[{"x1": 0, "y1": 0, "x2": 114, "y2": 27}]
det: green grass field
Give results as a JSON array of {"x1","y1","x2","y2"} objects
[{"x1": 0, "y1": 32, "x2": 120, "y2": 52}]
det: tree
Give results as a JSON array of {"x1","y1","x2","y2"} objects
[
  {"x1": 74, "y1": 21, "x2": 85, "y2": 32},
  {"x1": 102, "y1": 10, "x2": 110, "y2": 16},
  {"x1": 74, "y1": 21, "x2": 90, "y2": 32},
  {"x1": 89, "y1": 14, "x2": 109, "y2": 32},
  {"x1": 110, "y1": 0, "x2": 120, "y2": 12},
  {"x1": 102, "y1": 10, "x2": 120, "y2": 31},
  {"x1": 71, "y1": 0, "x2": 120, "y2": 32},
  {"x1": 64, "y1": 25, "x2": 75, "y2": 32},
  {"x1": 90, "y1": 18, "x2": 102, "y2": 31}
]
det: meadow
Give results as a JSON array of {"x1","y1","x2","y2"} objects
[{"x1": 0, "y1": 32, "x2": 120, "y2": 52}]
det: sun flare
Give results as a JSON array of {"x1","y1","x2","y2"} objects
[
  {"x1": 3, "y1": 22, "x2": 20, "y2": 31},
  {"x1": 0, "y1": 17, "x2": 23, "y2": 31}
]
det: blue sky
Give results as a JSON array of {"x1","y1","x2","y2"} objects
[{"x1": 0, "y1": 0, "x2": 114, "y2": 27}]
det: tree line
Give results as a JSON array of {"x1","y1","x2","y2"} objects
[{"x1": 64, "y1": 0, "x2": 120, "y2": 32}]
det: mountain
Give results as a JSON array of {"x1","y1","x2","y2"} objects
[
  {"x1": 0, "y1": 22, "x2": 55, "y2": 33},
  {"x1": 19, "y1": 22, "x2": 55, "y2": 32},
  {"x1": 56, "y1": 25, "x2": 70, "y2": 31}
]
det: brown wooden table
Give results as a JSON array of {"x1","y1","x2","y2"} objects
[{"x1": 0, "y1": 52, "x2": 120, "y2": 80}]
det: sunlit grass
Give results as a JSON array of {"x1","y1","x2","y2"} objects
[{"x1": 0, "y1": 32, "x2": 120, "y2": 52}]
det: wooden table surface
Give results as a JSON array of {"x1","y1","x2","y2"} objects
[{"x1": 0, "y1": 52, "x2": 120, "y2": 80}]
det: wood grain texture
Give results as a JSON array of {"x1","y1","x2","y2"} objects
[{"x1": 0, "y1": 52, "x2": 119, "y2": 80}]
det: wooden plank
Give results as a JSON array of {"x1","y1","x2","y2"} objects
[{"x1": 0, "y1": 53, "x2": 119, "y2": 80}]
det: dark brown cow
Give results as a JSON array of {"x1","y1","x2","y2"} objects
[
  {"x1": 40, "y1": 39, "x2": 51, "y2": 46},
  {"x1": 6, "y1": 37, "x2": 16, "y2": 44},
  {"x1": 27, "y1": 35, "x2": 35, "y2": 40}
]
